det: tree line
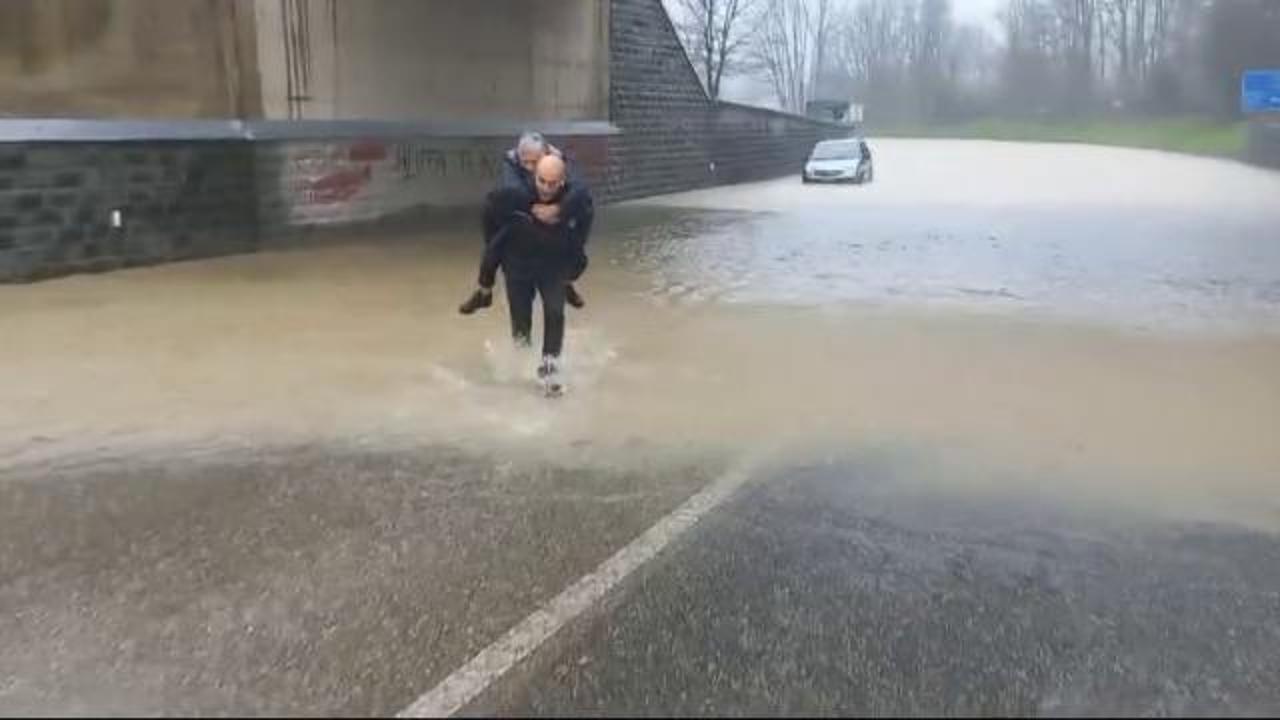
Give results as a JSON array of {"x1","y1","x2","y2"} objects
[{"x1": 667, "y1": 0, "x2": 1280, "y2": 124}]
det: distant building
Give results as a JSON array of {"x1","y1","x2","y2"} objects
[{"x1": 805, "y1": 99, "x2": 863, "y2": 125}]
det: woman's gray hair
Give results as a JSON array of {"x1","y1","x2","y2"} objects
[{"x1": 516, "y1": 131, "x2": 548, "y2": 155}]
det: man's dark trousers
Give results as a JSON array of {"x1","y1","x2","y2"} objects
[{"x1": 504, "y1": 263, "x2": 568, "y2": 357}]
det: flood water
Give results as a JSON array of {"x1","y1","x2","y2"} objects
[{"x1": 3, "y1": 139, "x2": 1279, "y2": 527}]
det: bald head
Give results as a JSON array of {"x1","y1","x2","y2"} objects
[{"x1": 534, "y1": 154, "x2": 566, "y2": 202}]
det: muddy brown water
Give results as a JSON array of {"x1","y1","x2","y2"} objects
[{"x1": 2, "y1": 139, "x2": 1278, "y2": 528}]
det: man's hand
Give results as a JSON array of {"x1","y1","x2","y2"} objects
[{"x1": 531, "y1": 203, "x2": 561, "y2": 225}]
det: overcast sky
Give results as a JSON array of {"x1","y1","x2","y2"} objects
[{"x1": 951, "y1": 0, "x2": 1003, "y2": 30}]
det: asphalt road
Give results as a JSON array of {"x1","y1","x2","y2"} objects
[
  {"x1": 2, "y1": 140, "x2": 1278, "y2": 716},
  {"x1": 505, "y1": 453, "x2": 1280, "y2": 717},
  {"x1": 0, "y1": 441, "x2": 719, "y2": 715}
]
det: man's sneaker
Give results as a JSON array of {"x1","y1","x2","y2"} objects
[
  {"x1": 536, "y1": 355, "x2": 558, "y2": 379},
  {"x1": 566, "y1": 284, "x2": 585, "y2": 309},
  {"x1": 458, "y1": 289, "x2": 493, "y2": 315},
  {"x1": 538, "y1": 356, "x2": 563, "y2": 396}
]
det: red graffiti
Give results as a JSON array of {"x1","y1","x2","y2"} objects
[
  {"x1": 300, "y1": 164, "x2": 372, "y2": 204},
  {"x1": 348, "y1": 140, "x2": 388, "y2": 163},
  {"x1": 291, "y1": 140, "x2": 387, "y2": 206}
]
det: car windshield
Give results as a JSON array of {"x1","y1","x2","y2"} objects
[{"x1": 811, "y1": 142, "x2": 859, "y2": 160}]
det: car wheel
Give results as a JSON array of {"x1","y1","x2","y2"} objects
[{"x1": 802, "y1": 175, "x2": 811, "y2": 184}]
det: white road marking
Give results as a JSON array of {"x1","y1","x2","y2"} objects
[{"x1": 396, "y1": 462, "x2": 759, "y2": 718}]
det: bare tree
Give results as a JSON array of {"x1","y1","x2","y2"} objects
[
  {"x1": 809, "y1": 0, "x2": 835, "y2": 97},
  {"x1": 1054, "y1": 0, "x2": 1097, "y2": 99},
  {"x1": 1096, "y1": 0, "x2": 1193, "y2": 109},
  {"x1": 740, "y1": 0, "x2": 1270, "y2": 125},
  {"x1": 1101, "y1": 0, "x2": 1134, "y2": 95},
  {"x1": 828, "y1": 0, "x2": 919, "y2": 122},
  {"x1": 670, "y1": 0, "x2": 757, "y2": 100},
  {"x1": 945, "y1": 22, "x2": 996, "y2": 108},
  {"x1": 999, "y1": 0, "x2": 1062, "y2": 114},
  {"x1": 914, "y1": 0, "x2": 950, "y2": 120},
  {"x1": 749, "y1": 0, "x2": 832, "y2": 113},
  {"x1": 831, "y1": 0, "x2": 897, "y2": 90},
  {"x1": 1134, "y1": 0, "x2": 1147, "y2": 83}
]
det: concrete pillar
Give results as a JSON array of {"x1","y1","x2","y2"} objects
[
  {"x1": 254, "y1": 0, "x2": 335, "y2": 119},
  {"x1": 0, "y1": 1, "x2": 110, "y2": 80},
  {"x1": 530, "y1": 0, "x2": 609, "y2": 120},
  {"x1": 215, "y1": 0, "x2": 265, "y2": 118}
]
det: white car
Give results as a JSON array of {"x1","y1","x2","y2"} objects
[{"x1": 802, "y1": 138, "x2": 874, "y2": 184}]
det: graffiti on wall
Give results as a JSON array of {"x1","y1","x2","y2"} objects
[
  {"x1": 279, "y1": 138, "x2": 509, "y2": 225},
  {"x1": 289, "y1": 141, "x2": 385, "y2": 206},
  {"x1": 397, "y1": 145, "x2": 504, "y2": 180},
  {"x1": 276, "y1": 135, "x2": 610, "y2": 226}
]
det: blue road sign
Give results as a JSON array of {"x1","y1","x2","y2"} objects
[{"x1": 1242, "y1": 70, "x2": 1280, "y2": 114}]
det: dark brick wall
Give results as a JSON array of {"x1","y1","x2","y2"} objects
[
  {"x1": 606, "y1": 0, "x2": 716, "y2": 201},
  {"x1": 0, "y1": 132, "x2": 611, "y2": 282},
  {"x1": 0, "y1": 142, "x2": 257, "y2": 281},
  {"x1": 710, "y1": 103, "x2": 851, "y2": 184}
]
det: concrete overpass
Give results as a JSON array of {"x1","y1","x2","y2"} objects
[
  {"x1": 0, "y1": 0, "x2": 609, "y2": 124},
  {"x1": 0, "y1": 0, "x2": 852, "y2": 281}
]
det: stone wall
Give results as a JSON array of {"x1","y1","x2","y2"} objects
[
  {"x1": 605, "y1": 0, "x2": 716, "y2": 201},
  {"x1": 710, "y1": 102, "x2": 849, "y2": 184},
  {"x1": 0, "y1": 122, "x2": 614, "y2": 281},
  {"x1": 0, "y1": 140, "x2": 257, "y2": 282},
  {"x1": 250, "y1": 127, "x2": 613, "y2": 234}
]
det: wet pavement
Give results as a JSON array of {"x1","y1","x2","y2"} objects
[
  {"x1": 2, "y1": 140, "x2": 1279, "y2": 715},
  {"x1": 0, "y1": 442, "x2": 718, "y2": 715},
  {"x1": 506, "y1": 452, "x2": 1280, "y2": 717}
]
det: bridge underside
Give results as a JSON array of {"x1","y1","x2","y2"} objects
[{"x1": 0, "y1": 0, "x2": 609, "y2": 124}]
